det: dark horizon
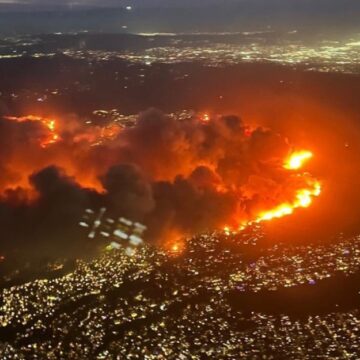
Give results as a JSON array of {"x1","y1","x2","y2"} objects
[{"x1": 0, "y1": 0, "x2": 360, "y2": 36}]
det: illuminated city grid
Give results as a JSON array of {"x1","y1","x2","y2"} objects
[
  {"x1": 1, "y1": 32, "x2": 360, "y2": 74},
  {"x1": 0, "y1": 228, "x2": 359, "y2": 358}
]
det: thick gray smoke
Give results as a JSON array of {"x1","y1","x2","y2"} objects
[{"x1": 0, "y1": 108, "x2": 299, "y2": 259}]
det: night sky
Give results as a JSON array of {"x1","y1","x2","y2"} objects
[
  {"x1": 0, "y1": 0, "x2": 359, "y2": 10},
  {"x1": 0, "y1": 1, "x2": 359, "y2": 38}
]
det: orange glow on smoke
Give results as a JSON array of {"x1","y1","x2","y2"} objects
[
  {"x1": 2, "y1": 114, "x2": 106, "y2": 193},
  {"x1": 5, "y1": 115, "x2": 60, "y2": 148},
  {"x1": 2, "y1": 113, "x2": 322, "y2": 238}
]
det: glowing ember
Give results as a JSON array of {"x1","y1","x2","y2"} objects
[
  {"x1": 200, "y1": 113, "x2": 210, "y2": 122},
  {"x1": 172, "y1": 244, "x2": 180, "y2": 252},
  {"x1": 244, "y1": 127, "x2": 253, "y2": 137},
  {"x1": 224, "y1": 226, "x2": 231, "y2": 236},
  {"x1": 284, "y1": 150, "x2": 313, "y2": 170},
  {"x1": 168, "y1": 241, "x2": 186, "y2": 255}
]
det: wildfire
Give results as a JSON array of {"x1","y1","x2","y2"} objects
[
  {"x1": 5, "y1": 115, "x2": 60, "y2": 148},
  {"x1": 255, "y1": 180, "x2": 322, "y2": 223},
  {"x1": 226, "y1": 149, "x2": 322, "y2": 233},
  {"x1": 284, "y1": 150, "x2": 313, "y2": 170},
  {"x1": 2, "y1": 111, "x2": 323, "y2": 242}
]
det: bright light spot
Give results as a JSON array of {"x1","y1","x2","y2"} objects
[
  {"x1": 224, "y1": 226, "x2": 231, "y2": 236},
  {"x1": 284, "y1": 150, "x2": 313, "y2": 170},
  {"x1": 167, "y1": 238, "x2": 185, "y2": 255},
  {"x1": 200, "y1": 113, "x2": 210, "y2": 123}
]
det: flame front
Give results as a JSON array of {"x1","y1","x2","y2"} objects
[
  {"x1": 226, "y1": 149, "x2": 322, "y2": 233},
  {"x1": 5, "y1": 115, "x2": 60, "y2": 148},
  {"x1": 256, "y1": 180, "x2": 321, "y2": 223},
  {"x1": 253, "y1": 150, "x2": 321, "y2": 224}
]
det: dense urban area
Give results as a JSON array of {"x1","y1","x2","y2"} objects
[
  {"x1": 0, "y1": 227, "x2": 360, "y2": 358},
  {"x1": 1, "y1": 32, "x2": 360, "y2": 74}
]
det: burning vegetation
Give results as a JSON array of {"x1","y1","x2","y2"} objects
[
  {"x1": 223, "y1": 150, "x2": 321, "y2": 234},
  {"x1": 4, "y1": 115, "x2": 60, "y2": 148},
  {"x1": 0, "y1": 110, "x2": 322, "y2": 257}
]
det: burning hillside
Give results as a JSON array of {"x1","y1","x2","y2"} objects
[{"x1": 0, "y1": 110, "x2": 322, "y2": 257}]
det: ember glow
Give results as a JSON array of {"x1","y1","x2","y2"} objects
[
  {"x1": 164, "y1": 231, "x2": 186, "y2": 255},
  {"x1": 200, "y1": 113, "x2": 211, "y2": 123}
]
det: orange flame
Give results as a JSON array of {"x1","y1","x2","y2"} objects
[
  {"x1": 255, "y1": 180, "x2": 321, "y2": 223},
  {"x1": 5, "y1": 115, "x2": 60, "y2": 148},
  {"x1": 284, "y1": 150, "x2": 313, "y2": 170},
  {"x1": 226, "y1": 149, "x2": 322, "y2": 233}
]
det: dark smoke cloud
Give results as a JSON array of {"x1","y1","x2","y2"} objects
[
  {"x1": 147, "y1": 174, "x2": 237, "y2": 241},
  {"x1": 0, "y1": 166, "x2": 99, "y2": 258},
  {"x1": 0, "y1": 108, "x2": 299, "y2": 259},
  {"x1": 101, "y1": 164, "x2": 155, "y2": 220}
]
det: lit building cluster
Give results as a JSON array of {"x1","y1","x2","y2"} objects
[
  {"x1": 105, "y1": 305, "x2": 360, "y2": 359},
  {"x1": 56, "y1": 40, "x2": 360, "y2": 74},
  {"x1": 226, "y1": 234, "x2": 360, "y2": 292},
  {"x1": 1, "y1": 33, "x2": 360, "y2": 74},
  {"x1": 0, "y1": 227, "x2": 359, "y2": 358}
]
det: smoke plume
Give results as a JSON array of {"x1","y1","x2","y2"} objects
[{"x1": 0, "y1": 108, "x2": 316, "y2": 258}]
